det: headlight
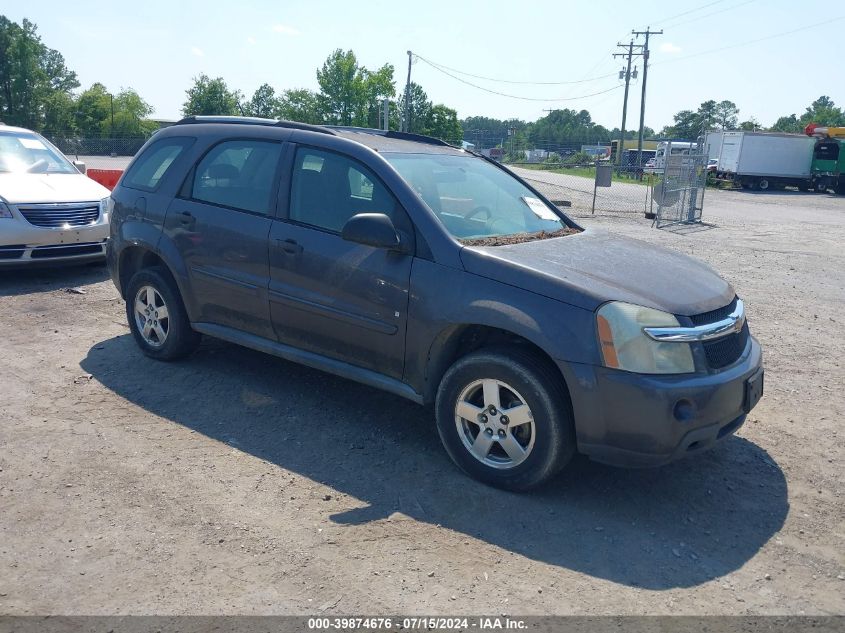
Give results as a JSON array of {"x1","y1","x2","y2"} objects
[
  {"x1": 596, "y1": 301, "x2": 695, "y2": 374},
  {"x1": 0, "y1": 202, "x2": 12, "y2": 219},
  {"x1": 99, "y1": 197, "x2": 113, "y2": 221}
]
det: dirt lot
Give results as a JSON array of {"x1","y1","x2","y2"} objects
[{"x1": 1, "y1": 187, "x2": 843, "y2": 616}]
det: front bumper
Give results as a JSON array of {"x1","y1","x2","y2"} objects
[
  {"x1": 0, "y1": 203, "x2": 109, "y2": 266},
  {"x1": 559, "y1": 335, "x2": 763, "y2": 467}
]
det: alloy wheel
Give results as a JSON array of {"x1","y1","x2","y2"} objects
[
  {"x1": 133, "y1": 285, "x2": 170, "y2": 348},
  {"x1": 454, "y1": 378, "x2": 536, "y2": 469}
]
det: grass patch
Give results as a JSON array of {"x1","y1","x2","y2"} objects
[{"x1": 506, "y1": 162, "x2": 652, "y2": 187}]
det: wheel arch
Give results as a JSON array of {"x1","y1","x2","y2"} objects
[
  {"x1": 422, "y1": 323, "x2": 573, "y2": 410},
  {"x1": 116, "y1": 243, "x2": 197, "y2": 322}
]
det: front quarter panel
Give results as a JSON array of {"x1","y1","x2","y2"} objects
[{"x1": 406, "y1": 258, "x2": 598, "y2": 400}]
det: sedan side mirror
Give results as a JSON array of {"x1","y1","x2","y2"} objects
[
  {"x1": 73, "y1": 160, "x2": 86, "y2": 174},
  {"x1": 341, "y1": 213, "x2": 403, "y2": 251}
]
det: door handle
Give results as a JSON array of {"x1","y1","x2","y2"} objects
[
  {"x1": 278, "y1": 239, "x2": 303, "y2": 255},
  {"x1": 177, "y1": 211, "x2": 197, "y2": 228}
]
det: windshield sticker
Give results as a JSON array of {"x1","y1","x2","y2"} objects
[
  {"x1": 522, "y1": 196, "x2": 559, "y2": 221},
  {"x1": 19, "y1": 137, "x2": 47, "y2": 150}
]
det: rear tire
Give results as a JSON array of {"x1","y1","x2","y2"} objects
[
  {"x1": 125, "y1": 266, "x2": 200, "y2": 361},
  {"x1": 758, "y1": 178, "x2": 769, "y2": 191},
  {"x1": 435, "y1": 347, "x2": 575, "y2": 491}
]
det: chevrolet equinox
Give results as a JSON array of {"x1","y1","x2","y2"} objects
[{"x1": 107, "y1": 116, "x2": 764, "y2": 490}]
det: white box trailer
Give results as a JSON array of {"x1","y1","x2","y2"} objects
[
  {"x1": 704, "y1": 131, "x2": 723, "y2": 161},
  {"x1": 718, "y1": 131, "x2": 815, "y2": 190}
]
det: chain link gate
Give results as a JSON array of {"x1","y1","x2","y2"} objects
[{"x1": 648, "y1": 152, "x2": 709, "y2": 228}]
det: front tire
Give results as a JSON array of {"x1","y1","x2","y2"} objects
[
  {"x1": 435, "y1": 347, "x2": 575, "y2": 490},
  {"x1": 125, "y1": 266, "x2": 200, "y2": 360}
]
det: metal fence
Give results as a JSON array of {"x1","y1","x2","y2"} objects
[
  {"x1": 46, "y1": 135, "x2": 149, "y2": 158},
  {"x1": 647, "y1": 153, "x2": 709, "y2": 228}
]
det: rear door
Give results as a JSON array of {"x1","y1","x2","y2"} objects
[
  {"x1": 268, "y1": 145, "x2": 413, "y2": 379},
  {"x1": 163, "y1": 138, "x2": 283, "y2": 339}
]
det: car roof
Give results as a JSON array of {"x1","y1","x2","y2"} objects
[
  {"x1": 329, "y1": 128, "x2": 465, "y2": 155},
  {"x1": 0, "y1": 124, "x2": 39, "y2": 135},
  {"x1": 170, "y1": 116, "x2": 466, "y2": 156}
]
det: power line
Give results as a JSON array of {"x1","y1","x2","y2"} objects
[
  {"x1": 651, "y1": 15, "x2": 845, "y2": 67},
  {"x1": 650, "y1": 0, "x2": 724, "y2": 26},
  {"x1": 415, "y1": 56, "x2": 623, "y2": 102},
  {"x1": 412, "y1": 54, "x2": 617, "y2": 85},
  {"x1": 659, "y1": 0, "x2": 755, "y2": 30}
]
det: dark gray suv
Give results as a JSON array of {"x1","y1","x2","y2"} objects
[{"x1": 107, "y1": 116, "x2": 763, "y2": 490}]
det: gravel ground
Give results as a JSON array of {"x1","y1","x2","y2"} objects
[{"x1": 0, "y1": 185, "x2": 843, "y2": 616}]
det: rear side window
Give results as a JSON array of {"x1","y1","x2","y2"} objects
[
  {"x1": 123, "y1": 137, "x2": 193, "y2": 192},
  {"x1": 191, "y1": 140, "x2": 282, "y2": 215}
]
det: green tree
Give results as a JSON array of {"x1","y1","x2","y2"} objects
[
  {"x1": 421, "y1": 104, "x2": 462, "y2": 142},
  {"x1": 799, "y1": 95, "x2": 844, "y2": 127},
  {"x1": 715, "y1": 100, "x2": 739, "y2": 129},
  {"x1": 770, "y1": 114, "x2": 800, "y2": 133},
  {"x1": 316, "y1": 49, "x2": 365, "y2": 125},
  {"x1": 182, "y1": 74, "x2": 241, "y2": 116},
  {"x1": 277, "y1": 88, "x2": 322, "y2": 124},
  {"x1": 0, "y1": 16, "x2": 78, "y2": 130},
  {"x1": 739, "y1": 117, "x2": 761, "y2": 131},
  {"x1": 460, "y1": 116, "x2": 527, "y2": 149},
  {"x1": 399, "y1": 82, "x2": 431, "y2": 134},
  {"x1": 75, "y1": 83, "x2": 111, "y2": 137},
  {"x1": 106, "y1": 89, "x2": 156, "y2": 137},
  {"x1": 696, "y1": 100, "x2": 718, "y2": 133},
  {"x1": 660, "y1": 110, "x2": 699, "y2": 139},
  {"x1": 41, "y1": 90, "x2": 77, "y2": 137},
  {"x1": 244, "y1": 83, "x2": 279, "y2": 118},
  {"x1": 528, "y1": 108, "x2": 609, "y2": 145},
  {"x1": 316, "y1": 49, "x2": 395, "y2": 126},
  {"x1": 361, "y1": 63, "x2": 395, "y2": 128}
]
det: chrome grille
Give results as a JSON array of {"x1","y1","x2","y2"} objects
[
  {"x1": 18, "y1": 203, "x2": 100, "y2": 228},
  {"x1": 690, "y1": 297, "x2": 749, "y2": 369},
  {"x1": 690, "y1": 296, "x2": 738, "y2": 326}
]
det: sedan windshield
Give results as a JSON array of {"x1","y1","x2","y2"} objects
[
  {"x1": 0, "y1": 131, "x2": 77, "y2": 174},
  {"x1": 385, "y1": 153, "x2": 570, "y2": 242}
]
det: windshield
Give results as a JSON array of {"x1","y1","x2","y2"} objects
[
  {"x1": 385, "y1": 153, "x2": 569, "y2": 242},
  {"x1": 0, "y1": 131, "x2": 77, "y2": 174}
]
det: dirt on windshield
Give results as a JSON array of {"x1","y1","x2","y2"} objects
[{"x1": 460, "y1": 227, "x2": 581, "y2": 247}]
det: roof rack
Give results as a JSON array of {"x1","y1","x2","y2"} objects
[
  {"x1": 173, "y1": 117, "x2": 457, "y2": 146},
  {"x1": 175, "y1": 116, "x2": 336, "y2": 136},
  {"x1": 327, "y1": 126, "x2": 455, "y2": 148}
]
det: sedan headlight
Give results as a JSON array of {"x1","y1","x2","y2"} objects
[
  {"x1": 0, "y1": 202, "x2": 12, "y2": 219},
  {"x1": 596, "y1": 301, "x2": 695, "y2": 374},
  {"x1": 99, "y1": 197, "x2": 113, "y2": 221}
]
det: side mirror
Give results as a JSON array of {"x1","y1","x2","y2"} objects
[
  {"x1": 73, "y1": 160, "x2": 86, "y2": 174},
  {"x1": 341, "y1": 213, "x2": 402, "y2": 250}
]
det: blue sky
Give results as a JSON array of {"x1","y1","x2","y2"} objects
[{"x1": 6, "y1": 0, "x2": 843, "y2": 131}]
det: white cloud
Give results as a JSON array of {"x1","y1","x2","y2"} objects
[
  {"x1": 660, "y1": 42, "x2": 682, "y2": 54},
  {"x1": 190, "y1": 46, "x2": 204, "y2": 57},
  {"x1": 272, "y1": 24, "x2": 300, "y2": 36},
  {"x1": 246, "y1": 36, "x2": 256, "y2": 45}
]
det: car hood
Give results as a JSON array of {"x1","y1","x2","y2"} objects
[
  {"x1": 459, "y1": 228, "x2": 734, "y2": 316},
  {"x1": 0, "y1": 173, "x2": 110, "y2": 204}
]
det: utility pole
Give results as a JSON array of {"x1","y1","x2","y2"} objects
[
  {"x1": 403, "y1": 50, "x2": 412, "y2": 133},
  {"x1": 382, "y1": 98, "x2": 390, "y2": 131},
  {"x1": 632, "y1": 27, "x2": 662, "y2": 168},
  {"x1": 612, "y1": 40, "x2": 641, "y2": 166}
]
